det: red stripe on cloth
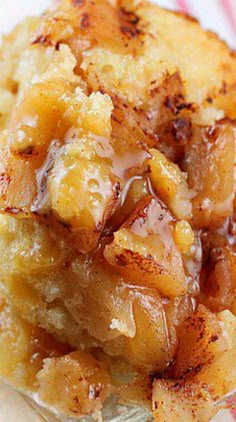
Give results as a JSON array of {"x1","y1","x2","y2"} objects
[
  {"x1": 220, "y1": 0, "x2": 236, "y2": 33},
  {"x1": 230, "y1": 407, "x2": 236, "y2": 419},
  {"x1": 227, "y1": 396, "x2": 236, "y2": 419},
  {"x1": 176, "y1": 0, "x2": 190, "y2": 14}
]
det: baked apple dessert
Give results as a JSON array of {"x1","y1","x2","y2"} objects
[{"x1": 0, "y1": 0, "x2": 235, "y2": 420}]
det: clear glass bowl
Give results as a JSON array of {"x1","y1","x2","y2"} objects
[{"x1": 1, "y1": 381, "x2": 235, "y2": 422}]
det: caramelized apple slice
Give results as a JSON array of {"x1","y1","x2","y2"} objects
[
  {"x1": 48, "y1": 140, "x2": 119, "y2": 253},
  {"x1": 104, "y1": 287, "x2": 177, "y2": 372},
  {"x1": 124, "y1": 288, "x2": 176, "y2": 372},
  {"x1": 0, "y1": 45, "x2": 79, "y2": 215},
  {"x1": 149, "y1": 148, "x2": 193, "y2": 220},
  {"x1": 184, "y1": 122, "x2": 236, "y2": 228},
  {"x1": 38, "y1": 351, "x2": 112, "y2": 417},
  {"x1": 200, "y1": 232, "x2": 236, "y2": 312},
  {"x1": 174, "y1": 305, "x2": 227, "y2": 379},
  {"x1": 0, "y1": 131, "x2": 37, "y2": 215},
  {"x1": 104, "y1": 195, "x2": 187, "y2": 296}
]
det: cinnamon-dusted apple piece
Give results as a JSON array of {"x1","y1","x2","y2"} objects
[
  {"x1": 200, "y1": 231, "x2": 236, "y2": 313},
  {"x1": 38, "y1": 351, "x2": 112, "y2": 417},
  {"x1": 174, "y1": 305, "x2": 227, "y2": 379},
  {"x1": 184, "y1": 121, "x2": 236, "y2": 229},
  {"x1": 152, "y1": 308, "x2": 236, "y2": 422},
  {"x1": 153, "y1": 379, "x2": 217, "y2": 422},
  {"x1": 104, "y1": 195, "x2": 188, "y2": 296}
]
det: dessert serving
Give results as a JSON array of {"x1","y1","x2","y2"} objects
[{"x1": 0, "y1": 0, "x2": 235, "y2": 420}]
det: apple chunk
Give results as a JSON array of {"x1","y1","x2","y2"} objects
[
  {"x1": 152, "y1": 309, "x2": 236, "y2": 422},
  {"x1": 38, "y1": 351, "x2": 112, "y2": 417},
  {"x1": 104, "y1": 195, "x2": 187, "y2": 296},
  {"x1": 184, "y1": 122, "x2": 235, "y2": 229}
]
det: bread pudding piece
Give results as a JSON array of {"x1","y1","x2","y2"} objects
[
  {"x1": 0, "y1": 0, "x2": 235, "y2": 420},
  {"x1": 0, "y1": 298, "x2": 112, "y2": 416}
]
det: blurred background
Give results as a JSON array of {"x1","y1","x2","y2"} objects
[{"x1": 0, "y1": 0, "x2": 235, "y2": 47}]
